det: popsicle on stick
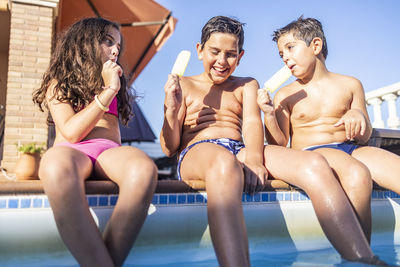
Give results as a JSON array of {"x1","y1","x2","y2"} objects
[
  {"x1": 263, "y1": 65, "x2": 292, "y2": 93},
  {"x1": 171, "y1": 50, "x2": 191, "y2": 77}
]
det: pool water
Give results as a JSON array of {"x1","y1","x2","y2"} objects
[
  {"x1": 1, "y1": 243, "x2": 398, "y2": 267},
  {"x1": 1, "y1": 192, "x2": 399, "y2": 266}
]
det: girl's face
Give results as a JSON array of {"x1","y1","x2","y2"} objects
[
  {"x1": 100, "y1": 27, "x2": 121, "y2": 64},
  {"x1": 277, "y1": 32, "x2": 316, "y2": 80},
  {"x1": 197, "y1": 32, "x2": 244, "y2": 84}
]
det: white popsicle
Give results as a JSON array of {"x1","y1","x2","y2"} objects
[
  {"x1": 171, "y1": 50, "x2": 191, "y2": 76},
  {"x1": 264, "y1": 65, "x2": 292, "y2": 93}
]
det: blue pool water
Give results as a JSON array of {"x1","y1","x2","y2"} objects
[
  {"x1": 1, "y1": 243, "x2": 398, "y2": 266},
  {"x1": 1, "y1": 191, "x2": 399, "y2": 266}
]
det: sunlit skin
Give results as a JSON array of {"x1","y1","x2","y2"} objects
[
  {"x1": 260, "y1": 32, "x2": 374, "y2": 242},
  {"x1": 161, "y1": 28, "x2": 375, "y2": 264},
  {"x1": 272, "y1": 32, "x2": 371, "y2": 149},
  {"x1": 259, "y1": 30, "x2": 400, "y2": 256},
  {"x1": 38, "y1": 25, "x2": 157, "y2": 267},
  {"x1": 52, "y1": 27, "x2": 123, "y2": 145}
]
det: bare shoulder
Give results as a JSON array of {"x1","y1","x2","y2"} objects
[
  {"x1": 45, "y1": 79, "x2": 60, "y2": 102},
  {"x1": 231, "y1": 76, "x2": 259, "y2": 91},
  {"x1": 330, "y1": 72, "x2": 364, "y2": 92},
  {"x1": 274, "y1": 80, "x2": 302, "y2": 103},
  {"x1": 178, "y1": 75, "x2": 198, "y2": 91}
]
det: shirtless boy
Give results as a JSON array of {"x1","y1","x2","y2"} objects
[
  {"x1": 258, "y1": 16, "x2": 400, "y2": 245},
  {"x1": 161, "y1": 16, "x2": 380, "y2": 266}
]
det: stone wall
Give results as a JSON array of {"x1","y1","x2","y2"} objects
[{"x1": 1, "y1": 1, "x2": 57, "y2": 173}]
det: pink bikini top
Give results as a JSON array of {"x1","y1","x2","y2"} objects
[{"x1": 106, "y1": 97, "x2": 118, "y2": 117}]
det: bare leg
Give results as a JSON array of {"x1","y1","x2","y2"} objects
[
  {"x1": 95, "y1": 146, "x2": 157, "y2": 267},
  {"x1": 39, "y1": 146, "x2": 115, "y2": 267},
  {"x1": 353, "y1": 146, "x2": 400, "y2": 194},
  {"x1": 312, "y1": 148, "x2": 373, "y2": 242},
  {"x1": 263, "y1": 145, "x2": 374, "y2": 261},
  {"x1": 180, "y1": 143, "x2": 250, "y2": 267}
]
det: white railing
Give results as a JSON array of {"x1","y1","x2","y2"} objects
[{"x1": 366, "y1": 82, "x2": 400, "y2": 129}]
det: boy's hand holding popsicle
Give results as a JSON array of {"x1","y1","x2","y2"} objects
[
  {"x1": 164, "y1": 50, "x2": 191, "y2": 113},
  {"x1": 257, "y1": 65, "x2": 292, "y2": 114},
  {"x1": 171, "y1": 50, "x2": 191, "y2": 77}
]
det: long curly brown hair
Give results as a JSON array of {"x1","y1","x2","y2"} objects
[{"x1": 33, "y1": 17, "x2": 134, "y2": 125}]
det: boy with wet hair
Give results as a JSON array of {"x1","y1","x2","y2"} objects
[
  {"x1": 259, "y1": 15, "x2": 400, "y2": 254},
  {"x1": 200, "y1": 15, "x2": 245, "y2": 52},
  {"x1": 162, "y1": 15, "x2": 380, "y2": 266}
]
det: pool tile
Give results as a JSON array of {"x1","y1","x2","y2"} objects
[
  {"x1": 159, "y1": 195, "x2": 168, "y2": 204},
  {"x1": 277, "y1": 192, "x2": 285, "y2": 201},
  {"x1": 187, "y1": 194, "x2": 195, "y2": 204},
  {"x1": 178, "y1": 194, "x2": 186, "y2": 204},
  {"x1": 0, "y1": 189, "x2": 395, "y2": 210},
  {"x1": 299, "y1": 192, "x2": 309, "y2": 201},
  {"x1": 87, "y1": 196, "x2": 98, "y2": 207},
  {"x1": 245, "y1": 194, "x2": 253, "y2": 202},
  {"x1": 8, "y1": 199, "x2": 19, "y2": 208},
  {"x1": 32, "y1": 198, "x2": 43, "y2": 208},
  {"x1": 99, "y1": 196, "x2": 108, "y2": 206},
  {"x1": 195, "y1": 194, "x2": 204, "y2": 203},
  {"x1": 261, "y1": 193, "x2": 269, "y2": 202},
  {"x1": 0, "y1": 199, "x2": 6, "y2": 208},
  {"x1": 110, "y1": 195, "x2": 118, "y2": 205},
  {"x1": 151, "y1": 195, "x2": 159, "y2": 205},
  {"x1": 168, "y1": 194, "x2": 177, "y2": 204},
  {"x1": 20, "y1": 199, "x2": 31, "y2": 208},
  {"x1": 44, "y1": 198, "x2": 50, "y2": 208}
]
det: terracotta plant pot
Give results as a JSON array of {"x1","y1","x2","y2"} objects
[{"x1": 15, "y1": 152, "x2": 41, "y2": 180}]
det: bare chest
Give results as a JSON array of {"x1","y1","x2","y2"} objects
[
  {"x1": 187, "y1": 89, "x2": 241, "y2": 115},
  {"x1": 184, "y1": 89, "x2": 242, "y2": 126},
  {"x1": 289, "y1": 88, "x2": 352, "y2": 124}
]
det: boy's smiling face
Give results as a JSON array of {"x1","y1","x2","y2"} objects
[
  {"x1": 277, "y1": 32, "x2": 317, "y2": 80},
  {"x1": 197, "y1": 32, "x2": 244, "y2": 84}
]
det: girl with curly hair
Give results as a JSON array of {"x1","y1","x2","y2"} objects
[{"x1": 33, "y1": 17, "x2": 157, "y2": 267}]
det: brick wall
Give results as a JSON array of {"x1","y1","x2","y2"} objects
[{"x1": 1, "y1": 1, "x2": 56, "y2": 172}]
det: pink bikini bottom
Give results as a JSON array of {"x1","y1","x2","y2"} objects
[{"x1": 55, "y1": 138, "x2": 120, "y2": 165}]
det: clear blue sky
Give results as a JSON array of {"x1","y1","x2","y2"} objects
[{"x1": 133, "y1": 0, "x2": 400, "y2": 139}]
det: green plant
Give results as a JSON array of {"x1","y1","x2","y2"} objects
[{"x1": 17, "y1": 143, "x2": 46, "y2": 154}]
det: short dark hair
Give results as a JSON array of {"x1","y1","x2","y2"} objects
[
  {"x1": 272, "y1": 16, "x2": 328, "y2": 59},
  {"x1": 200, "y1": 16, "x2": 245, "y2": 52}
]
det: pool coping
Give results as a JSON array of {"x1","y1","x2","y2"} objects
[{"x1": 0, "y1": 179, "x2": 293, "y2": 195}]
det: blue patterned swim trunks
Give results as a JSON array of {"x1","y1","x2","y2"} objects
[
  {"x1": 303, "y1": 141, "x2": 359, "y2": 155},
  {"x1": 177, "y1": 138, "x2": 245, "y2": 180}
]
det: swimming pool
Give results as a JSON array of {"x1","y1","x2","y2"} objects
[{"x1": 0, "y1": 189, "x2": 399, "y2": 266}]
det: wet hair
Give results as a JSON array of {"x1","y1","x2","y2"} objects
[
  {"x1": 33, "y1": 17, "x2": 134, "y2": 125},
  {"x1": 272, "y1": 16, "x2": 328, "y2": 59},
  {"x1": 200, "y1": 16, "x2": 245, "y2": 52}
]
